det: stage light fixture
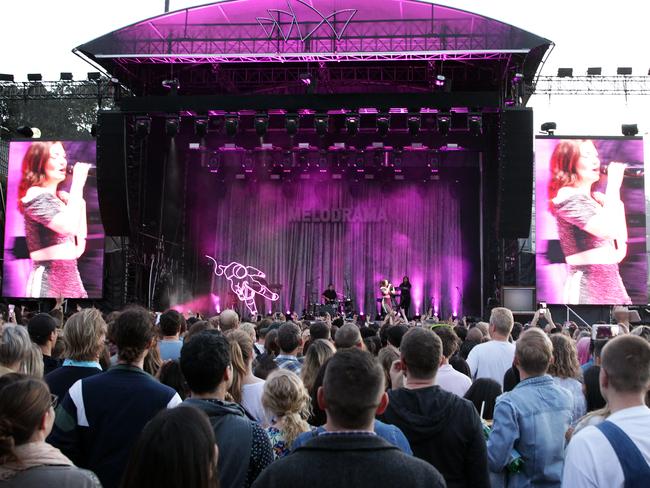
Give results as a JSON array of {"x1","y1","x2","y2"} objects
[
  {"x1": 468, "y1": 113, "x2": 482, "y2": 136},
  {"x1": 224, "y1": 115, "x2": 239, "y2": 137},
  {"x1": 27, "y1": 73, "x2": 43, "y2": 82},
  {"x1": 540, "y1": 122, "x2": 557, "y2": 135},
  {"x1": 162, "y1": 78, "x2": 180, "y2": 95},
  {"x1": 621, "y1": 124, "x2": 638, "y2": 136},
  {"x1": 314, "y1": 114, "x2": 329, "y2": 137},
  {"x1": 407, "y1": 113, "x2": 421, "y2": 136},
  {"x1": 285, "y1": 113, "x2": 300, "y2": 136},
  {"x1": 436, "y1": 112, "x2": 451, "y2": 136},
  {"x1": 587, "y1": 67, "x2": 602, "y2": 76},
  {"x1": 345, "y1": 113, "x2": 360, "y2": 136},
  {"x1": 87, "y1": 72, "x2": 101, "y2": 81},
  {"x1": 194, "y1": 117, "x2": 208, "y2": 138},
  {"x1": 299, "y1": 73, "x2": 312, "y2": 86},
  {"x1": 557, "y1": 68, "x2": 573, "y2": 78},
  {"x1": 134, "y1": 116, "x2": 151, "y2": 138},
  {"x1": 254, "y1": 113, "x2": 269, "y2": 138},
  {"x1": 435, "y1": 75, "x2": 446, "y2": 87},
  {"x1": 59, "y1": 72, "x2": 73, "y2": 81},
  {"x1": 0, "y1": 125, "x2": 10, "y2": 140},
  {"x1": 376, "y1": 113, "x2": 390, "y2": 138},
  {"x1": 165, "y1": 116, "x2": 180, "y2": 137},
  {"x1": 16, "y1": 126, "x2": 41, "y2": 138},
  {"x1": 512, "y1": 73, "x2": 524, "y2": 84},
  {"x1": 617, "y1": 67, "x2": 632, "y2": 75},
  {"x1": 0, "y1": 73, "x2": 14, "y2": 82}
]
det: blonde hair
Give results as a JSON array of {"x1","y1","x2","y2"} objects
[
  {"x1": 225, "y1": 329, "x2": 254, "y2": 403},
  {"x1": 548, "y1": 334, "x2": 580, "y2": 379},
  {"x1": 262, "y1": 370, "x2": 311, "y2": 448},
  {"x1": 63, "y1": 309, "x2": 107, "y2": 361},
  {"x1": 378, "y1": 345, "x2": 399, "y2": 389},
  {"x1": 489, "y1": 308, "x2": 514, "y2": 337},
  {"x1": 22, "y1": 342, "x2": 44, "y2": 378},
  {"x1": 301, "y1": 339, "x2": 335, "y2": 392}
]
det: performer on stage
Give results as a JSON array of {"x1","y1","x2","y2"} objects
[
  {"x1": 379, "y1": 279, "x2": 395, "y2": 315},
  {"x1": 18, "y1": 141, "x2": 90, "y2": 298},
  {"x1": 548, "y1": 139, "x2": 630, "y2": 304},
  {"x1": 398, "y1": 276, "x2": 412, "y2": 318},
  {"x1": 321, "y1": 283, "x2": 338, "y2": 304}
]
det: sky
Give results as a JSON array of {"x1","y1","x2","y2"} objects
[{"x1": 0, "y1": 0, "x2": 649, "y2": 137}]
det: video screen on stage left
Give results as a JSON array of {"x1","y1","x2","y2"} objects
[
  {"x1": 2, "y1": 140, "x2": 104, "y2": 299},
  {"x1": 536, "y1": 136, "x2": 646, "y2": 305}
]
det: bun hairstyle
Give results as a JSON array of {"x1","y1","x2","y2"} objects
[
  {"x1": 262, "y1": 369, "x2": 311, "y2": 448},
  {"x1": 0, "y1": 374, "x2": 51, "y2": 464}
]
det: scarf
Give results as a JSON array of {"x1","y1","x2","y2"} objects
[{"x1": 0, "y1": 441, "x2": 74, "y2": 480}]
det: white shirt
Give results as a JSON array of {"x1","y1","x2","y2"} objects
[
  {"x1": 435, "y1": 363, "x2": 472, "y2": 397},
  {"x1": 562, "y1": 405, "x2": 650, "y2": 488},
  {"x1": 466, "y1": 340, "x2": 515, "y2": 388},
  {"x1": 242, "y1": 381, "x2": 268, "y2": 426}
]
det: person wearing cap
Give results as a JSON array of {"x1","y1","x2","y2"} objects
[{"x1": 27, "y1": 313, "x2": 61, "y2": 375}]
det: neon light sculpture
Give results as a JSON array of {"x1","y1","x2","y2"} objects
[{"x1": 206, "y1": 256, "x2": 279, "y2": 316}]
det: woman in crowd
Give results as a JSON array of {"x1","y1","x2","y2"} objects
[
  {"x1": 0, "y1": 324, "x2": 32, "y2": 376},
  {"x1": 576, "y1": 336, "x2": 591, "y2": 365},
  {"x1": 18, "y1": 141, "x2": 91, "y2": 298},
  {"x1": 378, "y1": 344, "x2": 400, "y2": 390},
  {"x1": 464, "y1": 378, "x2": 502, "y2": 421},
  {"x1": 548, "y1": 334, "x2": 587, "y2": 424},
  {"x1": 21, "y1": 343, "x2": 44, "y2": 378},
  {"x1": 262, "y1": 370, "x2": 311, "y2": 459},
  {"x1": 301, "y1": 339, "x2": 335, "y2": 393},
  {"x1": 548, "y1": 139, "x2": 630, "y2": 304},
  {"x1": 253, "y1": 328, "x2": 279, "y2": 379},
  {"x1": 121, "y1": 406, "x2": 218, "y2": 488},
  {"x1": 0, "y1": 373, "x2": 101, "y2": 487}
]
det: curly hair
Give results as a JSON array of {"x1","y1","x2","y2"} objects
[
  {"x1": 262, "y1": 369, "x2": 311, "y2": 448},
  {"x1": 548, "y1": 334, "x2": 581, "y2": 379}
]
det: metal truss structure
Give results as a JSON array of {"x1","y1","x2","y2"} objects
[
  {"x1": 529, "y1": 75, "x2": 650, "y2": 96},
  {"x1": 0, "y1": 80, "x2": 126, "y2": 102}
]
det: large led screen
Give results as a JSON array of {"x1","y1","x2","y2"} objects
[
  {"x1": 2, "y1": 141, "x2": 104, "y2": 298},
  {"x1": 536, "y1": 136, "x2": 646, "y2": 305}
]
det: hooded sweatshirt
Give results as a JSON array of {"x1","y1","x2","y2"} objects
[{"x1": 378, "y1": 385, "x2": 489, "y2": 488}]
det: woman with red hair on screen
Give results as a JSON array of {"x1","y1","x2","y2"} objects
[
  {"x1": 18, "y1": 141, "x2": 90, "y2": 298},
  {"x1": 548, "y1": 139, "x2": 630, "y2": 304}
]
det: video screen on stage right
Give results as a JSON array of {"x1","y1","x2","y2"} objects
[{"x1": 535, "y1": 136, "x2": 647, "y2": 305}]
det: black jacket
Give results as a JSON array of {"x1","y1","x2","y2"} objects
[
  {"x1": 251, "y1": 433, "x2": 446, "y2": 488},
  {"x1": 379, "y1": 386, "x2": 489, "y2": 488}
]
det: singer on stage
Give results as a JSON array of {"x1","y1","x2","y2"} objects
[
  {"x1": 18, "y1": 141, "x2": 90, "y2": 298},
  {"x1": 398, "y1": 276, "x2": 412, "y2": 317},
  {"x1": 379, "y1": 279, "x2": 395, "y2": 314},
  {"x1": 548, "y1": 139, "x2": 631, "y2": 304}
]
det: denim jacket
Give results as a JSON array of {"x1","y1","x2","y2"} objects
[{"x1": 487, "y1": 375, "x2": 573, "y2": 488}]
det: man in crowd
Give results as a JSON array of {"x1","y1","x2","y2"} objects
[
  {"x1": 334, "y1": 323, "x2": 365, "y2": 350},
  {"x1": 275, "y1": 322, "x2": 303, "y2": 374},
  {"x1": 253, "y1": 349, "x2": 445, "y2": 488},
  {"x1": 563, "y1": 335, "x2": 650, "y2": 487},
  {"x1": 379, "y1": 327, "x2": 488, "y2": 488},
  {"x1": 433, "y1": 325, "x2": 472, "y2": 397},
  {"x1": 181, "y1": 330, "x2": 273, "y2": 488},
  {"x1": 158, "y1": 309, "x2": 185, "y2": 361},
  {"x1": 49, "y1": 307, "x2": 182, "y2": 488},
  {"x1": 219, "y1": 309, "x2": 240, "y2": 332},
  {"x1": 488, "y1": 328, "x2": 572, "y2": 486},
  {"x1": 27, "y1": 313, "x2": 61, "y2": 374},
  {"x1": 467, "y1": 307, "x2": 515, "y2": 388}
]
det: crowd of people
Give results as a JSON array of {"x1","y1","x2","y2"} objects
[{"x1": 0, "y1": 302, "x2": 649, "y2": 488}]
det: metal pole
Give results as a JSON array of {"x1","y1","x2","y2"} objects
[{"x1": 164, "y1": 0, "x2": 170, "y2": 12}]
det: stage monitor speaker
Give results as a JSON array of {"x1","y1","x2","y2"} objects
[
  {"x1": 497, "y1": 108, "x2": 534, "y2": 238},
  {"x1": 97, "y1": 112, "x2": 130, "y2": 236}
]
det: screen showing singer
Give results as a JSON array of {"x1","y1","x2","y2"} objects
[
  {"x1": 535, "y1": 137, "x2": 646, "y2": 305},
  {"x1": 2, "y1": 141, "x2": 104, "y2": 298}
]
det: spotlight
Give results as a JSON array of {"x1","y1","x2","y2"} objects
[
  {"x1": 345, "y1": 113, "x2": 360, "y2": 136},
  {"x1": 621, "y1": 124, "x2": 638, "y2": 136},
  {"x1": 407, "y1": 113, "x2": 421, "y2": 136},
  {"x1": 617, "y1": 67, "x2": 632, "y2": 75},
  {"x1": 285, "y1": 113, "x2": 300, "y2": 136},
  {"x1": 134, "y1": 116, "x2": 151, "y2": 138},
  {"x1": 254, "y1": 113, "x2": 269, "y2": 138},
  {"x1": 299, "y1": 73, "x2": 312, "y2": 86},
  {"x1": 587, "y1": 67, "x2": 602, "y2": 76},
  {"x1": 193, "y1": 117, "x2": 208, "y2": 138},
  {"x1": 435, "y1": 75, "x2": 446, "y2": 87},
  {"x1": 0, "y1": 125, "x2": 10, "y2": 140},
  {"x1": 27, "y1": 73, "x2": 42, "y2": 82},
  {"x1": 90, "y1": 123, "x2": 98, "y2": 138},
  {"x1": 16, "y1": 126, "x2": 41, "y2": 138},
  {"x1": 314, "y1": 114, "x2": 329, "y2": 137},
  {"x1": 436, "y1": 112, "x2": 451, "y2": 136},
  {"x1": 165, "y1": 116, "x2": 180, "y2": 137},
  {"x1": 557, "y1": 68, "x2": 573, "y2": 78},
  {"x1": 224, "y1": 114, "x2": 239, "y2": 137},
  {"x1": 87, "y1": 72, "x2": 101, "y2": 81},
  {"x1": 512, "y1": 73, "x2": 524, "y2": 84},
  {"x1": 162, "y1": 78, "x2": 180, "y2": 94},
  {"x1": 540, "y1": 122, "x2": 557, "y2": 135},
  {"x1": 0, "y1": 73, "x2": 14, "y2": 82},
  {"x1": 60, "y1": 72, "x2": 73, "y2": 81},
  {"x1": 376, "y1": 113, "x2": 390, "y2": 138},
  {"x1": 468, "y1": 113, "x2": 482, "y2": 136}
]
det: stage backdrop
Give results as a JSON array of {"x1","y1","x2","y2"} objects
[
  {"x1": 2, "y1": 141, "x2": 104, "y2": 298},
  {"x1": 204, "y1": 177, "x2": 470, "y2": 317},
  {"x1": 535, "y1": 136, "x2": 646, "y2": 305}
]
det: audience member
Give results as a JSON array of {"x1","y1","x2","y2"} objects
[
  {"x1": 464, "y1": 378, "x2": 502, "y2": 421},
  {"x1": 157, "y1": 359, "x2": 189, "y2": 400},
  {"x1": 576, "y1": 336, "x2": 591, "y2": 365},
  {"x1": 22, "y1": 343, "x2": 44, "y2": 378},
  {"x1": 49, "y1": 306, "x2": 182, "y2": 488},
  {"x1": 0, "y1": 325, "x2": 32, "y2": 376},
  {"x1": 487, "y1": 328, "x2": 573, "y2": 486},
  {"x1": 334, "y1": 323, "x2": 364, "y2": 350},
  {"x1": 180, "y1": 331, "x2": 273, "y2": 488},
  {"x1": 219, "y1": 309, "x2": 240, "y2": 332},
  {"x1": 433, "y1": 325, "x2": 472, "y2": 397},
  {"x1": 157, "y1": 310, "x2": 185, "y2": 361},
  {"x1": 27, "y1": 313, "x2": 61, "y2": 375},
  {"x1": 583, "y1": 364, "x2": 606, "y2": 412},
  {"x1": 275, "y1": 323, "x2": 303, "y2": 374},
  {"x1": 378, "y1": 345, "x2": 399, "y2": 390},
  {"x1": 143, "y1": 342, "x2": 163, "y2": 377},
  {"x1": 121, "y1": 406, "x2": 218, "y2": 488},
  {"x1": 548, "y1": 334, "x2": 587, "y2": 424},
  {"x1": 467, "y1": 307, "x2": 515, "y2": 388},
  {"x1": 253, "y1": 349, "x2": 446, "y2": 488},
  {"x1": 185, "y1": 320, "x2": 215, "y2": 340},
  {"x1": 563, "y1": 335, "x2": 650, "y2": 487},
  {"x1": 379, "y1": 327, "x2": 489, "y2": 488},
  {"x1": 301, "y1": 339, "x2": 335, "y2": 392},
  {"x1": 387, "y1": 324, "x2": 408, "y2": 348},
  {"x1": 459, "y1": 327, "x2": 483, "y2": 359},
  {"x1": 0, "y1": 374, "x2": 101, "y2": 487}
]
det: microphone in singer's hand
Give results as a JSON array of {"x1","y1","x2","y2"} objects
[
  {"x1": 66, "y1": 162, "x2": 96, "y2": 176},
  {"x1": 600, "y1": 163, "x2": 643, "y2": 178}
]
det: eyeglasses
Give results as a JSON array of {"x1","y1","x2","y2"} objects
[{"x1": 50, "y1": 394, "x2": 59, "y2": 410}]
